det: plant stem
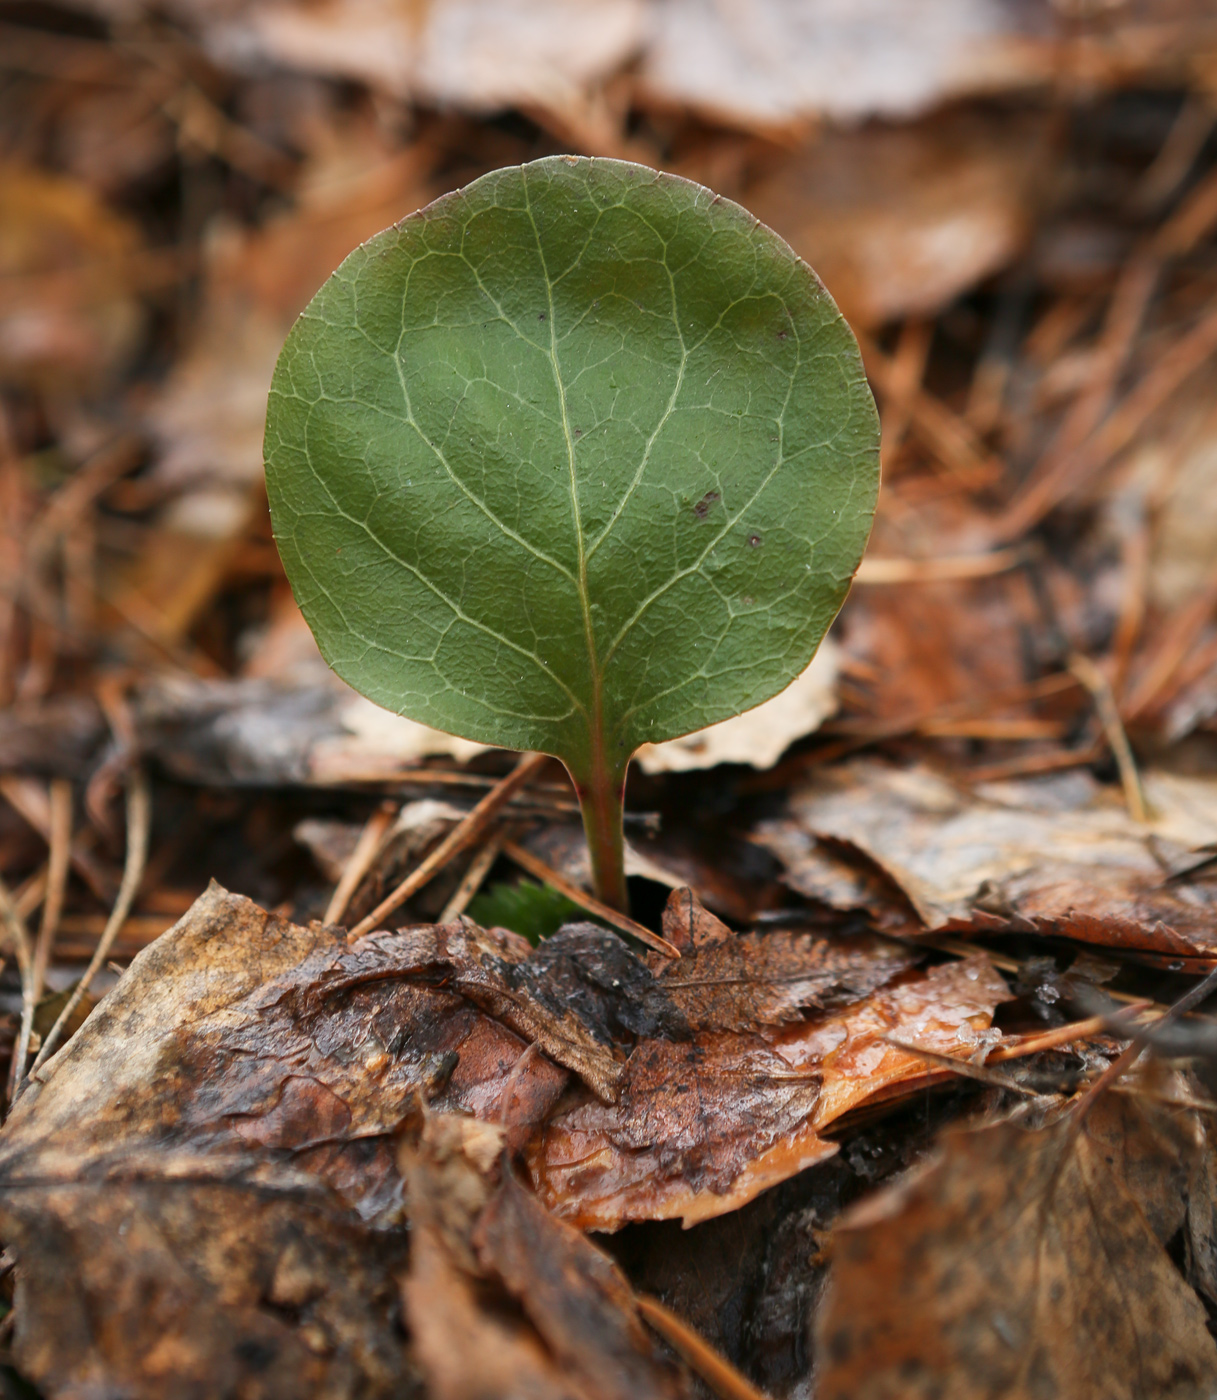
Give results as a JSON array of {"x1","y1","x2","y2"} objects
[{"x1": 572, "y1": 754, "x2": 629, "y2": 913}]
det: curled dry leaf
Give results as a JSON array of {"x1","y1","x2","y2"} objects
[
  {"x1": 817, "y1": 1094, "x2": 1217, "y2": 1400},
  {"x1": 757, "y1": 758, "x2": 1217, "y2": 963},
  {"x1": 401, "y1": 1112, "x2": 692, "y2": 1400},
  {"x1": 528, "y1": 951, "x2": 1011, "y2": 1229}
]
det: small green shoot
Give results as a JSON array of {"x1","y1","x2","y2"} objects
[{"x1": 467, "y1": 878, "x2": 585, "y2": 945}]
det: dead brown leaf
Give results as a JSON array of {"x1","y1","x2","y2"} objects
[
  {"x1": 401, "y1": 1112, "x2": 692, "y2": 1400},
  {"x1": 0, "y1": 883, "x2": 626, "y2": 1396},
  {"x1": 757, "y1": 758, "x2": 1217, "y2": 963},
  {"x1": 816, "y1": 1094, "x2": 1217, "y2": 1400},
  {"x1": 746, "y1": 111, "x2": 1046, "y2": 327},
  {"x1": 529, "y1": 954, "x2": 1011, "y2": 1230},
  {"x1": 2, "y1": 1172, "x2": 417, "y2": 1400}
]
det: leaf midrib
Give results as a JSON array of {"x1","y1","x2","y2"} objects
[{"x1": 525, "y1": 172, "x2": 605, "y2": 775}]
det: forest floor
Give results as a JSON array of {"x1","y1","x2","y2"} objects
[{"x1": 3, "y1": 4, "x2": 1217, "y2": 1397}]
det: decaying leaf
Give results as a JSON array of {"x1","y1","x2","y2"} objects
[
  {"x1": 816, "y1": 1095, "x2": 1217, "y2": 1400},
  {"x1": 757, "y1": 758, "x2": 1217, "y2": 963},
  {"x1": 0, "y1": 875, "x2": 1015, "y2": 1396},
  {"x1": 402, "y1": 1112, "x2": 693, "y2": 1400},
  {"x1": 1, "y1": 1170, "x2": 416, "y2": 1400},
  {"x1": 0, "y1": 876, "x2": 738, "y2": 1397},
  {"x1": 528, "y1": 951, "x2": 1011, "y2": 1229},
  {"x1": 0, "y1": 884, "x2": 594, "y2": 1396}
]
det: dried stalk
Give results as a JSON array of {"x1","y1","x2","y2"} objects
[
  {"x1": 500, "y1": 839, "x2": 679, "y2": 959},
  {"x1": 348, "y1": 752, "x2": 547, "y2": 939},
  {"x1": 26, "y1": 768, "x2": 150, "y2": 1083},
  {"x1": 10, "y1": 778, "x2": 71, "y2": 1092}
]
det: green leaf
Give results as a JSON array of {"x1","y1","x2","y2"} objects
[
  {"x1": 467, "y1": 878, "x2": 585, "y2": 946},
  {"x1": 265, "y1": 156, "x2": 879, "y2": 908}
]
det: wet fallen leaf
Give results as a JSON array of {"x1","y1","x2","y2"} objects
[
  {"x1": 0, "y1": 884, "x2": 602, "y2": 1395},
  {"x1": 816, "y1": 1095, "x2": 1217, "y2": 1400},
  {"x1": 520, "y1": 903, "x2": 916, "y2": 1043},
  {"x1": 529, "y1": 951, "x2": 1011, "y2": 1229},
  {"x1": 0, "y1": 875, "x2": 999, "y2": 1388},
  {"x1": 1, "y1": 1169, "x2": 416, "y2": 1400},
  {"x1": 758, "y1": 757, "x2": 1217, "y2": 963}
]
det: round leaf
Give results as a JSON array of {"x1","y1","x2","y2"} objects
[{"x1": 265, "y1": 156, "x2": 878, "y2": 785}]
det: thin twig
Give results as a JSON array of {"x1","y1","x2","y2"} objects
[
  {"x1": 637, "y1": 1295, "x2": 771, "y2": 1400},
  {"x1": 348, "y1": 753, "x2": 548, "y2": 939},
  {"x1": 858, "y1": 330, "x2": 1002, "y2": 487},
  {"x1": 26, "y1": 767, "x2": 150, "y2": 1083},
  {"x1": 997, "y1": 294, "x2": 1217, "y2": 539},
  {"x1": 11, "y1": 778, "x2": 71, "y2": 1093},
  {"x1": 1122, "y1": 563, "x2": 1217, "y2": 720},
  {"x1": 0, "y1": 775, "x2": 114, "y2": 900},
  {"x1": 877, "y1": 319, "x2": 931, "y2": 468},
  {"x1": 439, "y1": 834, "x2": 505, "y2": 923},
  {"x1": 880, "y1": 1038, "x2": 1040, "y2": 1096},
  {"x1": 1131, "y1": 96, "x2": 1217, "y2": 215},
  {"x1": 961, "y1": 738, "x2": 1102, "y2": 784},
  {"x1": 13, "y1": 866, "x2": 48, "y2": 924},
  {"x1": 987, "y1": 1007, "x2": 1150, "y2": 1060},
  {"x1": 0, "y1": 875, "x2": 33, "y2": 1008},
  {"x1": 1074, "y1": 970, "x2": 1217, "y2": 1122},
  {"x1": 31, "y1": 778, "x2": 71, "y2": 1002},
  {"x1": 1018, "y1": 152, "x2": 1217, "y2": 540},
  {"x1": 854, "y1": 549, "x2": 1024, "y2": 584},
  {"x1": 500, "y1": 840, "x2": 680, "y2": 959},
  {"x1": 830, "y1": 1006, "x2": 1155, "y2": 1128},
  {"x1": 323, "y1": 801, "x2": 397, "y2": 926},
  {"x1": 1068, "y1": 653, "x2": 1147, "y2": 821}
]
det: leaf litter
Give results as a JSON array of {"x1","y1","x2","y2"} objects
[
  {"x1": 817, "y1": 1091, "x2": 1217, "y2": 1400},
  {"x1": 5, "y1": 5, "x2": 1217, "y2": 1398},
  {"x1": 756, "y1": 757, "x2": 1217, "y2": 964}
]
